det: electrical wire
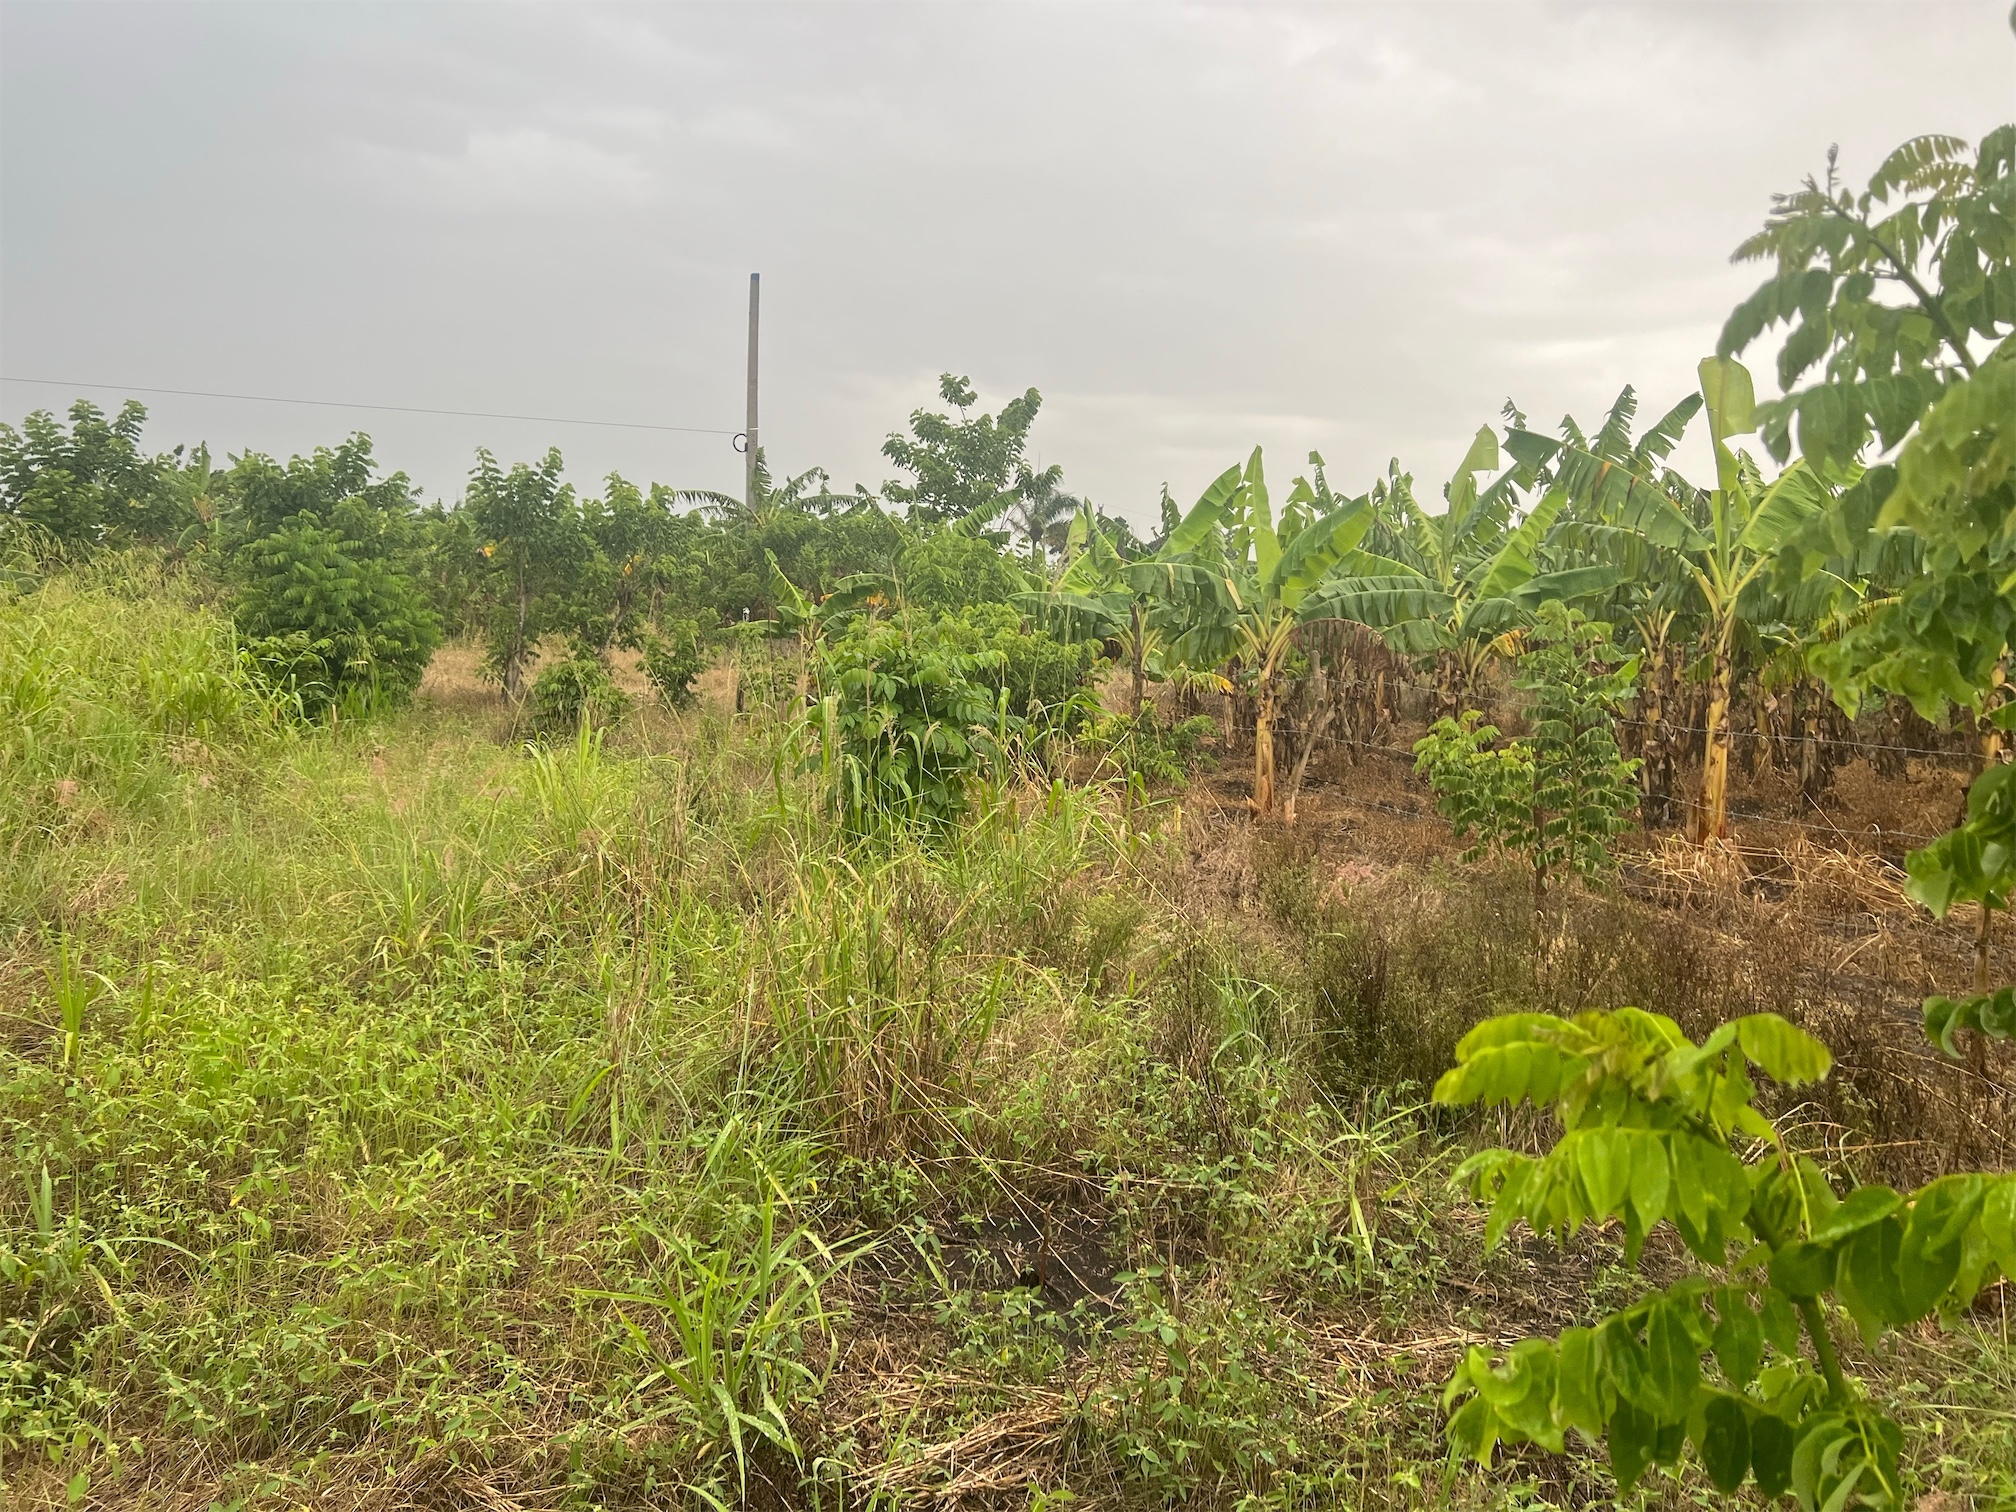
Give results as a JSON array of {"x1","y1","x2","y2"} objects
[{"x1": 0, "y1": 375, "x2": 739, "y2": 437}]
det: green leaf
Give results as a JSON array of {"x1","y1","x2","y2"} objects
[
  {"x1": 1710, "y1": 1287, "x2": 1764, "y2": 1388},
  {"x1": 1552, "y1": 1327, "x2": 1607, "y2": 1440},
  {"x1": 1626, "y1": 1131, "x2": 1673, "y2": 1240},
  {"x1": 1896, "y1": 1174, "x2": 1985, "y2": 1318},
  {"x1": 1700, "y1": 355, "x2": 1759, "y2": 442},
  {"x1": 1163, "y1": 464, "x2": 1244, "y2": 557},
  {"x1": 1573, "y1": 1129, "x2": 1630, "y2": 1220},
  {"x1": 1601, "y1": 1316, "x2": 1652, "y2": 1415},
  {"x1": 1734, "y1": 1013, "x2": 1833, "y2": 1084},
  {"x1": 1432, "y1": 1041, "x2": 1587, "y2": 1110},
  {"x1": 1809, "y1": 1185, "x2": 1903, "y2": 1246},
  {"x1": 1769, "y1": 1241, "x2": 1838, "y2": 1299},
  {"x1": 1607, "y1": 1399, "x2": 1657, "y2": 1493},
  {"x1": 1644, "y1": 1299, "x2": 1701, "y2": 1421},
  {"x1": 1838, "y1": 1215, "x2": 1908, "y2": 1342},
  {"x1": 1759, "y1": 1286, "x2": 1802, "y2": 1358},
  {"x1": 1750, "y1": 1410, "x2": 1796, "y2": 1498},
  {"x1": 1982, "y1": 1176, "x2": 2016, "y2": 1277},
  {"x1": 1444, "y1": 1394, "x2": 1496, "y2": 1463},
  {"x1": 1696, "y1": 1392, "x2": 1752, "y2": 1494},
  {"x1": 1270, "y1": 496, "x2": 1371, "y2": 607}
]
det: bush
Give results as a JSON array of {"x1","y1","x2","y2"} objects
[
  {"x1": 640, "y1": 619, "x2": 709, "y2": 709},
  {"x1": 896, "y1": 529, "x2": 1024, "y2": 614},
  {"x1": 1084, "y1": 710, "x2": 1218, "y2": 784},
  {"x1": 813, "y1": 616, "x2": 1011, "y2": 831},
  {"x1": 530, "y1": 655, "x2": 629, "y2": 735},
  {"x1": 1414, "y1": 605, "x2": 1638, "y2": 904},
  {"x1": 932, "y1": 603, "x2": 1104, "y2": 730},
  {"x1": 234, "y1": 516, "x2": 440, "y2": 719}
]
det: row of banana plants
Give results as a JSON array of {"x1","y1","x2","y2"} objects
[{"x1": 1026, "y1": 127, "x2": 2010, "y2": 858}]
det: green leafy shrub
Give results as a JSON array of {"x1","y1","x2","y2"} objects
[
  {"x1": 1436, "y1": 1007, "x2": 2016, "y2": 1509},
  {"x1": 1414, "y1": 606, "x2": 1639, "y2": 902},
  {"x1": 813, "y1": 617, "x2": 1011, "y2": 831},
  {"x1": 896, "y1": 528, "x2": 1025, "y2": 613},
  {"x1": 530, "y1": 655, "x2": 629, "y2": 736},
  {"x1": 1084, "y1": 710, "x2": 1218, "y2": 784},
  {"x1": 639, "y1": 618, "x2": 709, "y2": 710},
  {"x1": 234, "y1": 516, "x2": 440, "y2": 719},
  {"x1": 932, "y1": 603, "x2": 1104, "y2": 731},
  {"x1": 1096, "y1": 1269, "x2": 1296, "y2": 1498}
]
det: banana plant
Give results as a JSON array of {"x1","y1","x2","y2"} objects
[
  {"x1": 1304, "y1": 427, "x2": 1623, "y2": 709},
  {"x1": 1033, "y1": 449, "x2": 1372, "y2": 818},
  {"x1": 1549, "y1": 357, "x2": 1844, "y2": 842},
  {"x1": 1023, "y1": 462, "x2": 1247, "y2": 712},
  {"x1": 1202, "y1": 447, "x2": 1372, "y2": 819},
  {"x1": 765, "y1": 550, "x2": 896, "y2": 705}
]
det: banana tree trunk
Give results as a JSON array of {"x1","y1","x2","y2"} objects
[
  {"x1": 1697, "y1": 623, "x2": 1735, "y2": 843},
  {"x1": 1252, "y1": 679, "x2": 1279, "y2": 820},
  {"x1": 1129, "y1": 601, "x2": 1145, "y2": 718},
  {"x1": 1638, "y1": 655, "x2": 1667, "y2": 826}
]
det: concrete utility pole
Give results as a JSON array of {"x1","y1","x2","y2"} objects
[{"x1": 744, "y1": 272, "x2": 760, "y2": 510}]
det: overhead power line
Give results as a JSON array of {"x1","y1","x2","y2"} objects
[{"x1": 0, "y1": 375, "x2": 738, "y2": 437}]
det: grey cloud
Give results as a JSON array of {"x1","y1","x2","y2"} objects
[{"x1": 4, "y1": 1, "x2": 2012, "y2": 521}]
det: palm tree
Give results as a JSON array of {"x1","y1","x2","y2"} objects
[
  {"x1": 1008, "y1": 462, "x2": 1079, "y2": 566},
  {"x1": 687, "y1": 449, "x2": 856, "y2": 530}
]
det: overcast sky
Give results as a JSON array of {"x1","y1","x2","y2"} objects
[{"x1": 3, "y1": 2, "x2": 2012, "y2": 526}]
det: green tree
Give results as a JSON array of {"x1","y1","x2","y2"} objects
[
  {"x1": 1718, "y1": 129, "x2": 2013, "y2": 476},
  {"x1": 0, "y1": 399, "x2": 183, "y2": 547},
  {"x1": 464, "y1": 448, "x2": 593, "y2": 700},
  {"x1": 236, "y1": 519, "x2": 441, "y2": 718},
  {"x1": 1175, "y1": 448, "x2": 1371, "y2": 820},
  {"x1": 881, "y1": 373, "x2": 1042, "y2": 526},
  {"x1": 223, "y1": 433, "x2": 414, "y2": 544},
  {"x1": 1413, "y1": 605, "x2": 1640, "y2": 910},
  {"x1": 1436, "y1": 1007, "x2": 2015, "y2": 1511},
  {"x1": 1725, "y1": 130, "x2": 2014, "y2": 1052}
]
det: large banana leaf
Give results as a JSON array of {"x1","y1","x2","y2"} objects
[
  {"x1": 1507, "y1": 564, "x2": 1627, "y2": 607},
  {"x1": 1633, "y1": 393, "x2": 1705, "y2": 468},
  {"x1": 1272, "y1": 495, "x2": 1372, "y2": 609},
  {"x1": 1019, "y1": 587, "x2": 1129, "y2": 642},
  {"x1": 1055, "y1": 502, "x2": 1126, "y2": 592},
  {"x1": 1469, "y1": 488, "x2": 1567, "y2": 601},
  {"x1": 765, "y1": 549, "x2": 813, "y2": 627},
  {"x1": 1240, "y1": 447, "x2": 1281, "y2": 590},
  {"x1": 1164, "y1": 463, "x2": 1244, "y2": 557},
  {"x1": 1738, "y1": 458, "x2": 1835, "y2": 556},
  {"x1": 1301, "y1": 578, "x2": 1458, "y2": 630},
  {"x1": 1551, "y1": 448, "x2": 1707, "y2": 551}
]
